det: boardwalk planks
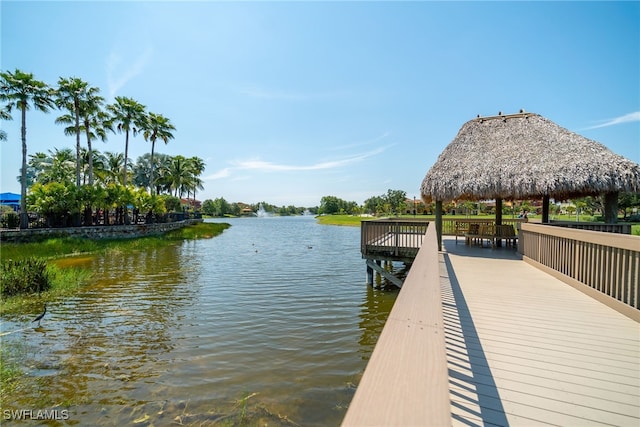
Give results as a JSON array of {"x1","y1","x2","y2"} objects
[{"x1": 343, "y1": 225, "x2": 451, "y2": 426}]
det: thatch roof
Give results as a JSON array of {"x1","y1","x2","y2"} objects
[{"x1": 420, "y1": 112, "x2": 640, "y2": 203}]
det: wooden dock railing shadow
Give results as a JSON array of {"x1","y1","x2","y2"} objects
[
  {"x1": 441, "y1": 252, "x2": 510, "y2": 426},
  {"x1": 520, "y1": 223, "x2": 639, "y2": 321}
]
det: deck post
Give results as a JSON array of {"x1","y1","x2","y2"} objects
[
  {"x1": 603, "y1": 191, "x2": 619, "y2": 223},
  {"x1": 542, "y1": 194, "x2": 550, "y2": 223},
  {"x1": 435, "y1": 200, "x2": 443, "y2": 251},
  {"x1": 495, "y1": 198, "x2": 503, "y2": 247},
  {"x1": 366, "y1": 263, "x2": 373, "y2": 286}
]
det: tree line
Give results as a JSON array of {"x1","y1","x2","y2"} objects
[
  {"x1": 201, "y1": 199, "x2": 311, "y2": 217},
  {"x1": 198, "y1": 190, "x2": 413, "y2": 218},
  {"x1": 308, "y1": 191, "x2": 640, "y2": 220},
  {"x1": 0, "y1": 69, "x2": 202, "y2": 228},
  {"x1": 314, "y1": 189, "x2": 412, "y2": 216}
]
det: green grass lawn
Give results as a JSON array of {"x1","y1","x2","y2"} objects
[
  {"x1": 0, "y1": 222, "x2": 231, "y2": 262},
  {"x1": 315, "y1": 215, "x2": 366, "y2": 226}
]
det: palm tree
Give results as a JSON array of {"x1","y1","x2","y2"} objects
[
  {"x1": 103, "y1": 151, "x2": 126, "y2": 185},
  {"x1": 166, "y1": 155, "x2": 188, "y2": 197},
  {"x1": 132, "y1": 153, "x2": 153, "y2": 190},
  {"x1": 154, "y1": 155, "x2": 173, "y2": 195},
  {"x1": 107, "y1": 96, "x2": 145, "y2": 187},
  {"x1": 87, "y1": 149, "x2": 108, "y2": 185},
  {"x1": 25, "y1": 151, "x2": 50, "y2": 186},
  {"x1": 76, "y1": 147, "x2": 107, "y2": 185},
  {"x1": 79, "y1": 85, "x2": 110, "y2": 185},
  {"x1": 0, "y1": 107, "x2": 11, "y2": 141},
  {"x1": 56, "y1": 77, "x2": 88, "y2": 188},
  {"x1": 0, "y1": 69, "x2": 55, "y2": 228},
  {"x1": 107, "y1": 97, "x2": 146, "y2": 224},
  {"x1": 142, "y1": 112, "x2": 175, "y2": 195},
  {"x1": 27, "y1": 148, "x2": 75, "y2": 185},
  {"x1": 186, "y1": 156, "x2": 205, "y2": 207}
]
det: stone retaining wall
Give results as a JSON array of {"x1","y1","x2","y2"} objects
[{"x1": 0, "y1": 219, "x2": 203, "y2": 243}]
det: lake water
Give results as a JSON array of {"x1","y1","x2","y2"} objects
[{"x1": 1, "y1": 216, "x2": 398, "y2": 426}]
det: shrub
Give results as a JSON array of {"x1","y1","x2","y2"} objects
[
  {"x1": 625, "y1": 214, "x2": 640, "y2": 222},
  {"x1": 0, "y1": 212, "x2": 19, "y2": 229},
  {"x1": 0, "y1": 258, "x2": 51, "y2": 297}
]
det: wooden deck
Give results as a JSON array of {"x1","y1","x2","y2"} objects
[
  {"x1": 346, "y1": 231, "x2": 640, "y2": 426},
  {"x1": 442, "y1": 236, "x2": 640, "y2": 426}
]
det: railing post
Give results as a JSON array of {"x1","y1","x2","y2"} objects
[
  {"x1": 394, "y1": 221, "x2": 399, "y2": 256},
  {"x1": 435, "y1": 200, "x2": 443, "y2": 251}
]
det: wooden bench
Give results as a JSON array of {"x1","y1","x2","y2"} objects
[
  {"x1": 495, "y1": 224, "x2": 518, "y2": 248},
  {"x1": 466, "y1": 224, "x2": 518, "y2": 248},
  {"x1": 455, "y1": 221, "x2": 470, "y2": 244},
  {"x1": 457, "y1": 220, "x2": 492, "y2": 244},
  {"x1": 464, "y1": 223, "x2": 487, "y2": 246}
]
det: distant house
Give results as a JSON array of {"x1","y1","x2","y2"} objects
[
  {"x1": 404, "y1": 198, "x2": 424, "y2": 215},
  {"x1": 236, "y1": 202, "x2": 255, "y2": 216},
  {"x1": 180, "y1": 198, "x2": 201, "y2": 210}
]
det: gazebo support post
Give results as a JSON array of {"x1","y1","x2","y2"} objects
[
  {"x1": 542, "y1": 195, "x2": 550, "y2": 224},
  {"x1": 603, "y1": 191, "x2": 619, "y2": 223},
  {"x1": 435, "y1": 200, "x2": 443, "y2": 251},
  {"x1": 495, "y1": 198, "x2": 503, "y2": 247}
]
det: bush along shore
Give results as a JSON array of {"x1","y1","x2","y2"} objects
[{"x1": 0, "y1": 222, "x2": 230, "y2": 315}]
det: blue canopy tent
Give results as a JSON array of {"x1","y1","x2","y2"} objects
[{"x1": 0, "y1": 192, "x2": 21, "y2": 211}]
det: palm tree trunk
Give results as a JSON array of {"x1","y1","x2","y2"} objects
[
  {"x1": 123, "y1": 130, "x2": 129, "y2": 187},
  {"x1": 123, "y1": 130, "x2": 131, "y2": 225},
  {"x1": 20, "y1": 106, "x2": 28, "y2": 229},
  {"x1": 75, "y1": 99, "x2": 81, "y2": 188},
  {"x1": 149, "y1": 139, "x2": 156, "y2": 195},
  {"x1": 85, "y1": 124, "x2": 94, "y2": 185}
]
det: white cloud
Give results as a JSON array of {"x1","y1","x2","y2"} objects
[
  {"x1": 107, "y1": 46, "x2": 153, "y2": 99},
  {"x1": 204, "y1": 167, "x2": 232, "y2": 180},
  {"x1": 583, "y1": 112, "x2": 640, "y2": 130},
  {"x1": 204, "y1": 145, "x2": 391, "y2": 180},
  {"x1": 330, "y1": 131, "x2": 392, "y2": 151},
  {"x1": 232, "y1": 145, "x2": 390, "y2": 172}
]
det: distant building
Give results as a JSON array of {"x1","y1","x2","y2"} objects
[
  {"x1": 0, "y1": 192, "x2": 20, "y2": 211},
  {"x1": 181, "y1": 198, "x2": 202, "y2": 210}
]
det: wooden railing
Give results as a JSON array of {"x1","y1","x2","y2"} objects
[
  {"x1": 548, "y1": 220, "x2": 632, "y2": 234},
  {"x1": 442, "y1": 217, "x2": 527, "y2": 235},
  {"x1": 520, "y1": 223, "x2": 640, "y2": 321},
  {"x1": 344, "y1": 223, "x2": 451, "y2": 425},
  {"x1": 361, "y1": 219, "x2": 429, "y2": 262}
]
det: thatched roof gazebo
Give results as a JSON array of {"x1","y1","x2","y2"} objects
[{"x1": 420, "y1": 111, "x2": 640, "y2": 247}]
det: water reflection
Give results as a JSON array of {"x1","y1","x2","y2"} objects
[
  {"x1": 1, "y1": 217, "x2": 397, "y2": 426},
  {"x1": 358, "y1": 285, "x2": 398, "y2": 360}
]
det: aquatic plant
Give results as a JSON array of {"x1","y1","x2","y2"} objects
[{"x1": 0, "y1": 258, "x2": 50, "y2": 296}]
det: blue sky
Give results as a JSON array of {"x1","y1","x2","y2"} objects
[{"x1": 1, "y1": 1, "x2": 638, "y2": 207}]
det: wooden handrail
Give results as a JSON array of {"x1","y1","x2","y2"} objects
[
  {"x1": 520, "y1": 223, "x2": 639, "y2": 321},
  {"x1": 344, "y1": 224, "x2": 451, "y2": 425},
  {"x1": 361, "y1": 220, "x2": 429, "y2": 262}
]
